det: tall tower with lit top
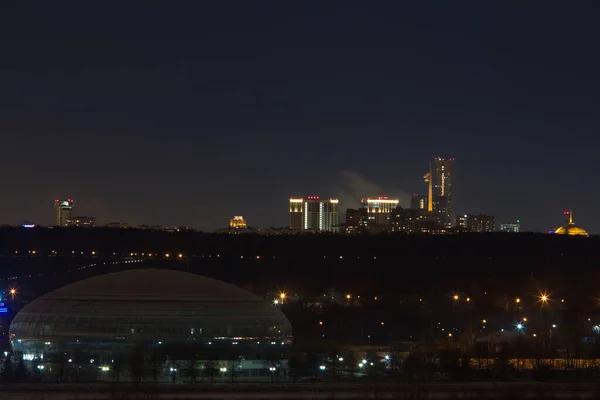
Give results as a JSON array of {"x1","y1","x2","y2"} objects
[{"x1": 54, "y1": 199, "x2": 74, "y2": 227}]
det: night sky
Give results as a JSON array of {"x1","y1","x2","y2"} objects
[{"x1": 2, "y1": 2, "x2": 599, "y2": 232}]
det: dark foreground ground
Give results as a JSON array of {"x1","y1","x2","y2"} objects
[{"x1": 3, "y1": 382, "x2": 600, "y2": 399}]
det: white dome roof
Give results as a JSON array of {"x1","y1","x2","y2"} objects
[{"x1": 12, "y1": 268, "x2": 290, "y2": 326}]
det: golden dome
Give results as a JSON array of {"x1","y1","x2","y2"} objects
[
  {"x1": 552, "y1": 210, "x2": 589, "y2": 237},
  {"x1": 554, "y1": 225, "x2": 588, "y2": 236}
]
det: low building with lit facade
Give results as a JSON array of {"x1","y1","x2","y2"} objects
[
  {"x1": 9, "y1": 269, "x2": 293, "y2": 381},
  {"x1": 229, "y1": 216, "x2": 248, "y2": 229},
  {"x1": 67, "y1": 216, "x2": 96, "y2": 227},
  {"x1": 361, "y1": 197, "x2": 399, "y2": 228},
  {"x1": 456, "y1": 214, "x2": 495, "y2": 233},
  {"x1": 288, "y1": 197, "x2": 339, "y2": 232},
  {"x1": 550, "y1": 210, "x2": 588, "y2": 237},
  {"x1": 390, "y1": 208, "x2": 429, "y2": 234},
  {"x1": 500, "y1": 221, "x2": 520, "y2": 233},
  {"x1": 341, "y1": 208, "x2": 368, "y2": 234}
]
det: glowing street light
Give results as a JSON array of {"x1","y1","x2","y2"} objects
[
  {"x1": 516, "y1": 298, "x2": 521, "y2": 304},
  {"x1": 453, "y1": 294, "x2": 459, "y2": 301},
  {"x1": 516, "y1": 323, "x2": 524, "y2": 331}
]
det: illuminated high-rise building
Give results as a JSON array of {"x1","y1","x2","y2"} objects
[
  {"x1": 433, "y1": 157, "x2": 454, "y2": 228},
  {"x1": 289, "y1": 197, "x2": 339, "y2": 232},
  {"x1": 361, "y1": 197, "x2": 399, "y2": 226},
  {"x1": 54, "y1": 199, "x2": 74, "y2": 227}
]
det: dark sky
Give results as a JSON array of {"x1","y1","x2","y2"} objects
[{"x1": 1, "y1": 1, "x2": 599, "y2": 232}]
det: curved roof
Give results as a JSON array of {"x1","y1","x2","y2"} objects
[
  {"x1": 14, "y1": 269, "x2": 289, "y2": 321},
  {"x1": 552, "y1": 210, "x2": 589, "y2": 237},
  {"x1": 554, "y1": 224, "x2": 589, "y2": 236}
]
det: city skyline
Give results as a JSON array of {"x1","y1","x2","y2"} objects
[
  {"x1": 6, "y1": 152, "x2": 586, "y2": 234},
  {"x1": 1, "y1": 3, "x2": 598, "y2": 232}
]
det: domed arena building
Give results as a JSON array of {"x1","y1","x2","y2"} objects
[
  {"x1": 551, "y1": 210, "x2": 589, "y2": 237},
  {"x1": 9, "y1": 269, "x2": 292, "y2": 381}
]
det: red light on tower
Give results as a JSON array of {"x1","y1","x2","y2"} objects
[{"x1": 563, "y1": 211, "x2": 570, "y2": 215}]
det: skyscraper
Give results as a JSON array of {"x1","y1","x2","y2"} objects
[
  {"x1": 289, "y1": 197, "x2": 339, "y2": 232},
  {"x1": 54, "y1": 199, "x2": 74, "y2": 227},
  {"x1": 433, "y1": 157, "x2": 454, "y2": 228}
]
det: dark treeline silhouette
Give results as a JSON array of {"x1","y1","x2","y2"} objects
[{"x1": 0, "y1": 227, "x2": 598, "y2": 289}]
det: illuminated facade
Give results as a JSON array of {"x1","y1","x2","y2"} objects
[
  {"x1": 289, "y1": 197, "x2": 339, "y2": 232},
  {"x1": 456, "y1": 214, "x2": 495, "y2": 233},
  {"x1": 67, "y1": 216, "x2": 96, "y2": 227},
  {"x1": 229, "y1": 215, "x2": 248, "y2": 229},
  {"x1": 10, "y1": 269, "x2": 293, "y2": 381},
  {"x1": 361, "y1": 197, "x2": 399, "y2": 226},
  {"x1": 500, "y1": 220, "x2": 520, "y2": 233},
  {"x1": 391, "y1": 208, "x2": 429, "y2": 233},
  {"x1": 410, "y1": 194, "x2": 428, "y2": 210},
  {"x1": 53, "y1": 199, "x2": 74, "y2": 227},
  {"x1": 342, "y1": 208, "x2": 368, "y2": 234},
  {"x1": 433, "y1": 158, "x2": 454, "y2": 228},
  {"x1": 552, "y1": 210, "x2": 588, "y2": 237}
]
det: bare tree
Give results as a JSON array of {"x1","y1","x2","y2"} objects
[{"x1": 202, "y1": 360, "x2": 218, "y2": 384}]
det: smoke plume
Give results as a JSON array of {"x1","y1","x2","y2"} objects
[{"x1": 333, "y1": 171, "x2": 411, "y2": 211}]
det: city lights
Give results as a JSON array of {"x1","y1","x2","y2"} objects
[{"x1": 538, "y1": 292, "x2": 550, "y2": 306}]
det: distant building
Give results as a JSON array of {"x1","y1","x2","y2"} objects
[
  {"x1": 53, "y1": 199, "x2": 74, "y2": 227},
  {"x1": 105, "y1": 222, "x2": 129, "y2": 229},
  {"x1": 342, "y1": 208, "x2": 368, "y2": 234},
  {"x1": 433, "y1": 157, "x2": 454, "y2": 228},
  {"x1": 551, "y1": 210, "x2": 588, "y2": 237},
  {"x1": 456, "y1": 214, "x2": 495, "y2": 233},
  {"x1": 433, "y1": 196, "x2": 449, "y2": 228},
  {"x1": 288, "y1": 197, "x2": 339, "y2": 232},
  {"x1": 410, "y1": 194, "x2": 428, "y2": 211},
  {"x1": 391, "y1": 208, "x2": 429, "y2": 233},
  {"x1": 137, "y1": 225, "x2": 165, "y2": 230},
  {"x1": 500, "y1": 220, "x2": 520, "y2": 233},
  {"x1": 67, "y1": 216, "x2": 96, "y2": 227},
  {"x1": 361, "y1": 197, "x2": 399, "y2": 227},
  {"x1": 229, "y1": 216, "x2": 248, "y2": 229}
]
